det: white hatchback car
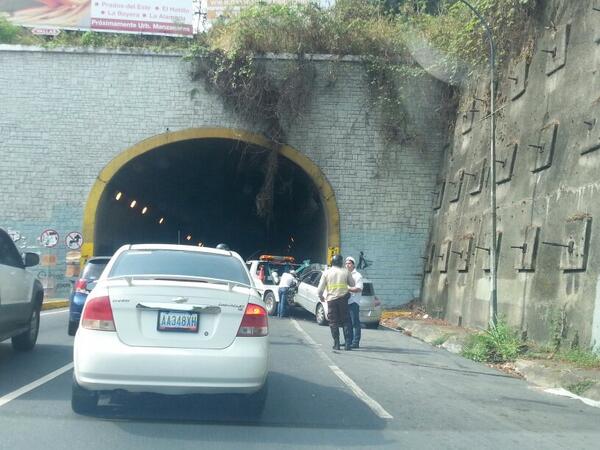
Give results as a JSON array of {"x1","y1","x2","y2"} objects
[{"x1": 72, "y1": 244, "x2": 269, "y2": 414}]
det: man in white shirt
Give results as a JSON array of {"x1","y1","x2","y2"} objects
[
  {"x1": 278, "y1": 270, "x2": 296, "y2": 318},
  {"x1": 345, "y1": 256, "x2": 363, "y2": 348}
]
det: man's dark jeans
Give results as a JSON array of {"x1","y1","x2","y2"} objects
[
  {"x1": 348, "y1": 302, "x2": 361, "y2": 345},
  {"x1": 278, "y1": 287, "x2": 289, "y2": 317}
]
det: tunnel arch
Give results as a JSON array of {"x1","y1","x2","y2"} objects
[{"x1": 81, "y1": 128, "x2": 340, "y2": 264}]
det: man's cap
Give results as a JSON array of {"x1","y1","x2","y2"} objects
[{"x1": 345, "y1": 256, "x2": 356, "y2": 265}]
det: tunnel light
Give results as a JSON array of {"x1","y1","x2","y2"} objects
[
  {"x1": 141, "y1": 206, "x2": 148, "y2": 215},
  {"x1": 115, "y1": 192, "x2": 122, "y2": 201},
  {"x1": 186, "y1": 235, "x2": 192, "y2": 241},
  {"x1": 130, "y1": 200, "x2": 137, "y2": 208},
  {"x1": 158, "y1": 217, "x2": 164, "y2": 224}
]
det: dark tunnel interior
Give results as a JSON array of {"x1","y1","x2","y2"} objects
[{"x1": 95, "y1": 138, "x2": 327, "y2": 263}]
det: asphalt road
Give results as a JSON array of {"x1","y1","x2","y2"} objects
[{"x1": 1, "y1": 307, "x2": 599, "y2": 450}]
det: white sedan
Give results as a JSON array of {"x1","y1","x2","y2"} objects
[
  {"x1": 293, "y1": 267, "x2": 382, "y2": 328},
  {"x1": 72, "y1": 244, "x2": 269, "y2": 414}
]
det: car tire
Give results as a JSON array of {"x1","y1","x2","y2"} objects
[
  {"x1": 67, "y1": 320, "x2": 78, "y2": 336},
  {"x1": 316, "y1": 303, "x2": 328, "y2": 326},
  {"x1": 246, "y1": 379, "x2": 268, "y2": 416},
  {"x1": 71, "y1": 377, "x2": 98, "y2": 414},
  {"x1": 11, "y1": 303, "x2": 41, "y2": 351},
  {"x1": 364, "y1": 322, "x2": 379, "y2": 329},
  {"x1": 264, "y1": 291, "x2": 277, "y2": 316}
]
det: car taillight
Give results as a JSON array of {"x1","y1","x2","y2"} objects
[
  {"x1": 237, "y1": 303, "x2": 268, "y2": 337},
  {"x1": 81, "y1": 295, "x2": 116, "y2": 331},
  {"x1": 74, "y1": 279, "x2": 88, "y2": 294},
  {"x1": 374, "y1": 296, "x2": 381, "y2": 307}
]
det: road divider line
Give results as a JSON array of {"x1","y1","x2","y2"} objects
[
  {"x1": 0, "y1": 363, "x2": 73, "y2": 408},
  {"x1": 329, "y1": 365, "x2": 394, "y2": 419},
  {"x1": 291, "y1": 319, "x2": 393, "y2": 420}
]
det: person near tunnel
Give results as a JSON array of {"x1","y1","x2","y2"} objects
[
  {"x1": 317, "y1": 255, "x2": 355, "y2": 351},
  {"x1": 277, "y1": 269, "x2": 296, "y2": 318},
  {"x1": 345, "y1": 256, "x2": 363, "y2": 349}
]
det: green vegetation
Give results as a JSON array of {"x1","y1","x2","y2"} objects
[
  {"x1": 1, "y1": 1, "x2": 538, "y2": 70},
  {"x1": 557, "y1": 348, "x2": 600, "y2": 368},
  {"x1": 566, "y1": 380, "x2": 597, "y2": 396},
  {"x1": 432, "y1": 333, "x2": 453, "y2": 346},
  {"x1": 462, "y1": 319, "x2": 525, "y2": 363},
  {"x1": 0, "y1": 16, "x2": 21, "y2": 44}
]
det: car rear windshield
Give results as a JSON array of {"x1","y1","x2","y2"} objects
[
  {"x1": 82, "y1": 259, "x2": 110, "y2": 280},
  {"x1": 362, "y1": 282, "x2": 374, "y2": 296},
  {"x1": 109, "y1": 250, "x2": 250, "y2": 285}
]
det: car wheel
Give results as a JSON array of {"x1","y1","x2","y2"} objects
[
  {"x1": 364, "y1": 321, "x2": 380, "y2": 329},
  {"x1": 67, "y1": 320, "x2": 78, "y2": 336},
  {"x1": 71, "y1": 377, "x2": 98, "y2": 414},
  {"x1": 316, "y1": 303, "x2": 328, "y2": 326},
  {"x1": 264, "y1": 292, "x2": 277, "y2": 316},
  {"x1": 11, "y1": 304, "x2": 41, "y2": 351},
  {"x1": 246, "y1": 379, "x2": 268, "y2": 416}
]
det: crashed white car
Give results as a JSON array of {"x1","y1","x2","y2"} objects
[
  {"x1": 73, "y1": 244, "x2": 269, "y2": 414},
  {"x1": 294, "y1": 266, "x2": 382, "y2": 328}
]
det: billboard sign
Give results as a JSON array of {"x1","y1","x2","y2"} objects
[{"x1": 1, "y1": 1, "x2": 193, "y2": 37}]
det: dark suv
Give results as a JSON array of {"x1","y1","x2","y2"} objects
[{"x1": 0, "y1": 228, "x2": 44, "y2": 351}]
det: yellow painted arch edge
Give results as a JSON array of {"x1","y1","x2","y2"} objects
[{"x1": 81, "y1": 127, "x2": 340, "y2": 264}]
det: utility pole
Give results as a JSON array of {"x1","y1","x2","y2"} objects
[{"x1": 457, "y1": 0, "x2": 498, "y2": 327}]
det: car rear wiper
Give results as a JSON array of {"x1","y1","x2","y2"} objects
[{"x1": 107, "y1": 274, "x2": 253, "y2": 291}]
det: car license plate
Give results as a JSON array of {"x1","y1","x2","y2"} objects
[{"x1": 157, "y1": 310, "x2": 199, "y2": 333}]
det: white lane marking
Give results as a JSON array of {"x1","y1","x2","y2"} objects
[
  {"x1": 41, "y1": 309, "x2": 69, "y2": 316},
  {"x1": 543, "y1": 387, "x2": 600, "y2": 408},
  {"x1": 291, "y1": 319, "x2": 393, "y2": 419},
  {"x1": 0, "y1": 363, "x2": 74, "y2": 408},
  {"x1": 329, "y1": 365, "x2": 394, "y2": 419}
]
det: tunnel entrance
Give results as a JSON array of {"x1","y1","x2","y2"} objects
[{"x1": 92, "y1": 135, "x2": 329, "y2": 263}]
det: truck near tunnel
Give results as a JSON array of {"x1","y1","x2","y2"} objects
[{"x1": 245, "y1": 255, "x2": 299, "y2": 316}]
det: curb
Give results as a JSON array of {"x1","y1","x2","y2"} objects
[
  {"x1": 382, "y1": 317, "x2": 600, "y2": 405},
  {"x1": 42, "y1": 299, "x2": 69, "y2": 311}
]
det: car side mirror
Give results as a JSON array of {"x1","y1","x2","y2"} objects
[
  {"x1": 23, "y1": 252, "x2": 40, "y2": 267},
  {"x1": 272, "y1": 273, "x2": 280, "y2": 284},
  {"x1": 87, "y1": 281, "x2": 98, "y2": 292}
]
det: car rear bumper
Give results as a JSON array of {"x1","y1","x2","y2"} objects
[
  {"x1": 74, "y1": 329, "x2": 269, "y2": 395},
  {"x1": 68, "y1": 293, "x2": 86, "y2": 321},
  {"x1": 359, "y1": 307, "x2": 382, "y2": 324}
]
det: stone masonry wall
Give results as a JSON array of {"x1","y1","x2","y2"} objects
[{"x1": 0, "y1": 46, "x2": 450, "y2": 302}]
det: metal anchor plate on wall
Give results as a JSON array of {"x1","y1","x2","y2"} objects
[
  {"x1": 478, "y1": 230, "x2": 502, "y2": 272},
  {"x1": 448, "y1": 170, "x2": 464, "y2": 203},
  {"x1": 496, "y1": 143, "x2": 518, "y2": 184},
  {"x1": 425, "y1": 242, "x2": 436, "y2": 273},
  {"x1": 579, "y1": 111, "x2": 600, "y2": 156},
  {"x1": 438, "y1": 240, "x2": 452, "y2": 273},
  {"x1": 461, "y1": 100, "x2": 477, "y2": 135},
  {"x1": 433, "y1": 181, "x2": 445, "y2": 210},
  {"x1": 468, "y1": 158, "x2": 487, "y2": 196},
  {"x1": 513, "y1": 226, "x2": 540, "y2": 271},
  {"x1": 530, "y1": 122, "x2": 558, "y2": 172},
  {"x1": 559, "y1": 215, "x2": 592, "y2": 272},
  {"x1": 453, "y1": 234, "x2": 474, "y2": 272},
  {"x1": 544, "y1": 24, "x2": 570, "y2": 76},
  {"x1": 509, "y1": 59, "x2": 528, "y2": 101}
]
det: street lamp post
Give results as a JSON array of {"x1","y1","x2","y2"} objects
[{"x1": 457, "y1": 0, "x2": 498, "y2": 327}]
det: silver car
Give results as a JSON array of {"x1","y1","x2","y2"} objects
[{"x1": 293, "y1": 267, "x2": 382, "y2": 328}]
